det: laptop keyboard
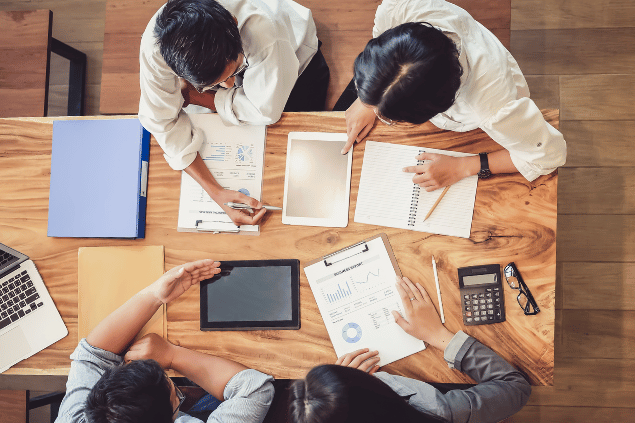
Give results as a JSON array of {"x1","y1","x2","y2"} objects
[
  {"x1": 0, "y1": 270, "x2": 43, "y2": 330},
  {"x1": 0, "y1": 250, "x2": 18, "y2": 268}
]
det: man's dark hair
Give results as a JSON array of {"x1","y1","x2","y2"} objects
[
  {"x1": 85, "y1": 359, "x2": 173, "y2": 423},
  {"x1": 354, "y1": 22, "x2": 463, "y2": 124},
  {"x1": 289, "y1": 365, "x2": 448, "y2": 423},
  {"x1": 154, "y1": 0, "x2": 242, "y2": 88}
]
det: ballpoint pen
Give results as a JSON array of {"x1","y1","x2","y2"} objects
[
  {"x1": 432, "y1": 255, "x2": 445, "y2": 324},
  {"x1": 225, "y1": 202, "x2": 283, "y2": 211}
]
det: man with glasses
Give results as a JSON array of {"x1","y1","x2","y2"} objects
[
  {"x1": 55, "y1": 259, "x2": 275, "y2": 423},
  {"x1": 139, "y1": 0, "x2": 330, "y2": 226}
]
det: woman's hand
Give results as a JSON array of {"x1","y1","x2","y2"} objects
[
  {"x1": 392, "y1": 276, "x2": 455, "y2": 351},
  {"x1": 335, "y1": 348, "x2": 381, "y2": 374},
  {"x1": 150, "y1": 259, "x2": 221, "y2": 305},
  {"x1": 342, "y1": 98, "x2": 377, "y2": 154},
  {"x1": 403, "y1": 153, "x2": 478, "y2": 191}
]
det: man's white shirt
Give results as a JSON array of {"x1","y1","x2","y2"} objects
[{"x1": 139, "y1": 0, "x2": 318, "y2": 170}]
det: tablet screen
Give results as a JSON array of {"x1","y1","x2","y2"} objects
[
  {"x1": 200, "y1": 260, "x2": 300, "y2": 330},
  {"x1": 282, "y1": 133, "x2": 352, "y2": 227}
]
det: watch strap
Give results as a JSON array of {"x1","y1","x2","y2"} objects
[{"x1": 478, "y1": 152, "x2": 491, "y2": 179}]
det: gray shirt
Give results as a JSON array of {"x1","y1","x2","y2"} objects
[
  {"x1": 375, "y1": 331, "x2": 531, "y2": 423},
  {"x1": 55, "y1": 339, "x2": 274, "y2": 423}
]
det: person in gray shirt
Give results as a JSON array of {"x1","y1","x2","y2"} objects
[
  {"x1": 55, "y1": 259, "x2": 274, "y2": 423},
  {"x1": 289, "y1": 276, "x2": 531, "y2": 423}
]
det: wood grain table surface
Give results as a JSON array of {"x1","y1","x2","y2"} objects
[
  {"x1": 100, "y1": 0, "x2": 510, "y2": 114},
  {"x1": 0, "y1": 111, "x2": 556, "y2": 385},
  {"x1": 0, "y1": 9, "x2": 52, "y2": 118}
]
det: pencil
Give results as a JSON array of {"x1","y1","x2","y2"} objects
[{"x1": 422, "y1": 185, "x2": 451, "y2": 221}]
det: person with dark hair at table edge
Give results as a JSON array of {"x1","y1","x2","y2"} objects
[
  {"x1": 139, "y1": 0, "x2": 330, "y2": 226},
  {"x1": 334, "y1": 0, "x2": 566, "y2": 192},
  {"x1": 289, "y1": 276, "x2": 531, "y2": 423},
  {"x1": 55, "y1": 259, "x2": 275, "y2": 423}
]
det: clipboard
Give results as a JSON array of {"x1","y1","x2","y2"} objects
[
  {"x1": 305, "y1": 233, "x2": 401, "y2": 276},
  {"x1": 303, "y1": 233, "x2": 425, "y2": 366}
]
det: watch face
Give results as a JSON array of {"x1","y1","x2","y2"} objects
[{"x1": 478, "y1": 169, "x2": 492, "y2": 179}]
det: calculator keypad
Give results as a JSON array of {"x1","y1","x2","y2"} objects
[{"x1": 462, "y1": 286, "x2": 505, "y2": 325}]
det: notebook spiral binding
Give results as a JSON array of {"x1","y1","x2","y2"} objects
[{"x1": 408, "y1": 150, "x2": 425, "y2": 226}]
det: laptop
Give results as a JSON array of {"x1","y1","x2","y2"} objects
[{"x1": 0, "y1": 243, "x2": 68, "y2": 373}]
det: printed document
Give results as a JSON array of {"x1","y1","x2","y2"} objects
[
  {"x1": 355, "y1": 141, "x2": 478, "y2": 238},
  {"x1": 304, "y1": 236, "x2": 425, "y2": 365},
  {"x1": 177, "y1": 114, "x2": 266, "y2": 233}
]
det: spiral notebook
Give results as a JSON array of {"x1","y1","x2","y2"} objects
[{"x1": 354, "y1": 142, "x2": 478, "y2": 238}]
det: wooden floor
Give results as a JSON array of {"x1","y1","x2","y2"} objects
[{"x1": 0, "y1": 0, "x2": 633, "y2": 421}]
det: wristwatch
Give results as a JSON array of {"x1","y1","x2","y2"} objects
[{"x1": 478, "y1": 152, "x2": 491, "y2": 179}]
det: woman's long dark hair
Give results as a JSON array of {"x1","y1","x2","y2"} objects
[
  {"x1": 289, "y1": 365, "x2": 448, "y2": 423},
  {"x1": 354, "y1": 22, "x2": 463, "y2": 124}
]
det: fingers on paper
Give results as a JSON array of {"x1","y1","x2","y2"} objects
[
  {"x1": 402, "y1": 165, "x2": 425, "y2": 174},
  {"x1": 415, "y1": 152, "x2": 438, "y2": 161},
  {"x1": 394, "y1": 278, "x2": 412, "y2": 306},
  {"x1": 391, "y1": 309, "x2": 408, "y2": 329},
  {"x1": 336, "y1": 348, "x2": 380, "y2": 372},
  {"x1": 402, "y1": 277, "x2": 424, "y2": 303}
]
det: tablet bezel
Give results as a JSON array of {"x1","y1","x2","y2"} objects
[
  {"x1": 200, "y1": 259, "x2": 300, "y2": 331},
  {"x1": 282, "y1": 132, "x2": 352, "y2": 227}
]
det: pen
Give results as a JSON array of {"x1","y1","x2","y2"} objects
[
  {"x1": 423, "y1": 185, "x2": 451, "y2": 221},
  {"x1": 225, "y1": 202, "x2": 282, "y2": 211},
  {"x1": 432, "y1": 255, "x2": 445, "y2": 324}
]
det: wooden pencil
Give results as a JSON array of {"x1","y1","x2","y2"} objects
[{"x1": 422, "y1": 185, "x2": 451, "y2": 221}]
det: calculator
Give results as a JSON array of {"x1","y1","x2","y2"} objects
[{"x1": 458, "y1": 264, "x2": 505, "y2": 325}]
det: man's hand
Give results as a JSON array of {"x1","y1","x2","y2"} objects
[
  {"x1": 150, "y1": 259, "x2": 221, "y2": 305},
  {"x1": 342, "y1": 98, "x2": 377, "y2": 154},
  {"x1": 214, "y1": 189, "x2": 267, "y2": 226},
  {"x1": 402, "y1": 153, "x2": 476, "y2": 192},
  {"x1": 124, "y1": 333, "x2": 177, "y2": 369},
  {"x1": 392, "y1": 276, "x2": 454, "y2": 351},
  {"x1": 180, "y1": 78, "x2": 217, "y2": 111},
  {"x1": 335, "y1": 348, "x2": 381, "y2": 374}
]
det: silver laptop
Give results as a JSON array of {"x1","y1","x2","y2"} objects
[{"x1": 0, "y1": 243, "x2": 68, "y2": 373}]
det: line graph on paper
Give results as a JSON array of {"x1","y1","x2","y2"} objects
[{"x1": 349, "y1": 269, "x2": 381, "y2": 293}]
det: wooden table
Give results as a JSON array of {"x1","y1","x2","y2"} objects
[
  {"x1": 0, "y1": 111, "x2": 556, "y2": 385},
  {"x1": 100, "y1": 0, "x2": 510, "y2": 113}
]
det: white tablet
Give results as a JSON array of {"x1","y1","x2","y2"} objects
[{"x1": 282, "y1": 132, "x2": 352, "y2": 227}]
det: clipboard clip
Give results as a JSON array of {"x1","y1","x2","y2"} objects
[
  {"x1": 324, "y1": 241, "x2": 369, "y2": 266},
  {"x1": 195, "y1": 220, "x2": 240, "y2": 234}
]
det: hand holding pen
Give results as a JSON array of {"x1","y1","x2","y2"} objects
[{"x1": 225, "y1": 202, "x2": 282, "y2": 214}]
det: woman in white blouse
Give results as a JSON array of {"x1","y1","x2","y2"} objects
[{"x1": 337, "y1": 0, "x2": 566, "y2": 191}]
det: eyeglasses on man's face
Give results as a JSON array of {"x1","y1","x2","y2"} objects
[
  {"x1": 503, "y1": 262, "x2": 540, "y2": 315},
  {"x1": 171, "y1": 379, "x2": 186, "y2": 417},
  {"x1": 197, "y1": 56, "x2": 249, "y2": 93}
]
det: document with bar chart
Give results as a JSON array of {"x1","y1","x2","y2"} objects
[{"x1": 304, "y1": 234, "x2": 425, "y2": 365}]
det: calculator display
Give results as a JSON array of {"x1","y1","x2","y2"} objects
[{"x1": 463, "y1": 273, "x2": 497, "y2": 286}]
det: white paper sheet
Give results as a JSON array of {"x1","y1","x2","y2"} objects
[
  {"x1": 304, "y1": 236, "x2": 425, "y2": 366},
  {"x1": 355, "y1": 141, "x2": 478, "y2": 238},
  {"x1": 177, "y1": 114, "x2": 266, "y2": 233}
]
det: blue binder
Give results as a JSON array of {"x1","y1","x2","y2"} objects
[{"x1": 47, "y1": 119, "x2": 150, "y2": 238}]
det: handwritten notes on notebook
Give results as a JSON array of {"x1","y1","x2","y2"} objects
[{"x1": 354, "y1": 142, "x2": 478, "y2": 238}]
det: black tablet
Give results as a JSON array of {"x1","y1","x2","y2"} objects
[{"x1": 200, "y1": 259, "x2": 300, "y2": 331}]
